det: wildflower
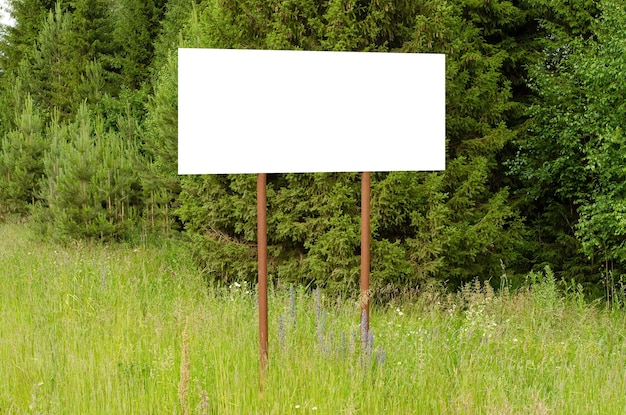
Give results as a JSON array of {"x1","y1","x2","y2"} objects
[
  {"x1": 295, "y1": 404, "x2": 301, "y2": 409},
  {"x1": 315, "y1": 289, "x2": 322, "y2": 323},
  {"x1": 289, "y1": 285, "x2": 296, "y2": 329},
  {"x1": 278, "y1": 315, "x2": 285, "y2": 346},
  {"x1": 338, "y1": 331, "x2": 346, "y2": 355},
  {"x1": 376, "y1": 346, "x2": 386, "y2": 365},
  {"x1": 312, "y1": 407, "x2": 318, "y2": 411}
]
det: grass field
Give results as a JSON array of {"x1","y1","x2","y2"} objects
[{"x1": 2, "y1": 222, "x2": 626, "y2": 414}]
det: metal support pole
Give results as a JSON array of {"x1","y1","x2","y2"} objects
[
  {"x1": 360, "y1": 171, "x2": 371, "y2": 336},
  {"x1": 257, "y1": 173, "x2": 268, "y2": 391}
]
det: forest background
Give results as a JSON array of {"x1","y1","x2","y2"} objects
[{"x1": 0, "y1": 0, "x2": 624, "y2": 300}]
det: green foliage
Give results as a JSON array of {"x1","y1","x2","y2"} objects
[
  {"x1": 36, "y1": 104, "x2": 141, "y2": 240},
  {"x1": 578, "y1": 128, "x2": 626, "y2": 263},
  {"x1": 142, "y1": 51, "x2": 181, "y2": 235},
  {"x1": 166, "y1": 0, "x2": 533, "y2": 290},
  {"x1": 12, "y1": 1, "x2": 120, "y2": 118},
  {"x1": 0, "y1": 0, "x2": 166, "y2": 238},
  {"x1": 140, "y1": 0, "x2": 206, "y2": 236},
  {"x1": 0, "y1": 0, "x2": 58, "y2": 75},
  {"x1": 0, "y1": 0, "x2": 616, "y2": 296},
  {"x1": 151, "y1": 0, "x2": 200, "y2": 72},
  {"x1": 522, "y1": 0, "x2": 599, "y2": 41},
  {"x1": 4, "y1": 0, "x2": 157, "y2": 119},
  {"x1": 0, "y1": 94, "x2": 46, "y2": 214},
  {"x1": 21, "y1": 3, "x2": 74, "y2": 115},
  {"x1": 112, "y1": 0, "x2": 166, "y2": 89},
  {"x1": 513, "y1": 0, "x2": 626, "y2": 282},
  {"x1": 66, "y1": 0, "x2": 115, "y2": 61}
]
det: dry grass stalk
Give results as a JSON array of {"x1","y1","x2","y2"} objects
[
  {"x1": 196, "y1": 379, "x2": 210, "y2": 415},
  {"x1": 178, "y1": 318, "x2": 190, "y2": 415}
]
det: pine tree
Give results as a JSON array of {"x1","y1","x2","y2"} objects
[
  {"x1": 0, "y1": 93, "x2": 46, "y2": 214},
  {"x1": 13, "y1": 0, "x2": 127, "y2": 117},
  {"x1": 0, "y1": 0, "x2": 58, "y2": 75},
  {"x1": 23, "y1": 2, "x2": 73, "y2": 115},
  {"x1": 65, "y1": 0, "x2": 120, "y2": 102},
  {"x1": 39, "y1": 103, "x2": 141, "y2": 240},
  {"x1": 0, "y1": 0, "x2": 59, "y2": 130}
]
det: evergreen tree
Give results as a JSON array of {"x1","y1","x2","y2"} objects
[
  {"x1": 22, "y1": 2, "x2": 73, "y2": 115},
  {"x1": 0, "y1": 0, "x2": 57, "y2": 75},
  {"x1": 0, "y1": 93, "x2": 46, "y2": 214},
  {"x1": 112, "y1": 0, "x2": 166, "y2": 90},
  {"x1": 38, "y1": 103, "x2": 141, "y2": 240},
  {"x1": 0, "y1": 0, "x2": 56, "y2": 132},
  {"x1": 65, "y1": 0, "x2": 120, "y2": 101},
  {"x1": 151, "y1": 0, "x2": 201, "y2": 71},
  {"x1": 162, "y1": 0, "x2": 541, "y2": 289},
  {"x1": 14, "y1": 0, "x2": 123, "y2": 116},
  {"x1": 142, "y1": 51, "x2": 180, "y2": 235},
  {"x1": 66, "y1": 0, "x2": 114, "y2": 60}
]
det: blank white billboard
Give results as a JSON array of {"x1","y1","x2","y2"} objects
[{"x1": 178, "y1": 48, "x2": 445, "y2": 174}]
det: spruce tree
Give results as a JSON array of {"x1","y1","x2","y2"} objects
[
  {"x1": 158, "y1": 0, "x2": 539, "y2": 289},
  {"x1": 13, "y1": 0, "x2": 130, "y2": 117},
  {"x1": 0, "y1": 0, "x2": 57, "y2": 75},
  {"x1": 151, "y1": 0, "x2": 200, "y2": 71},
  {"x1": 142, "y1": 51, "x2": 180, "y2": 235},
  {"x1": 112, "y1": 0, "x2": 166, "y2": 90}
]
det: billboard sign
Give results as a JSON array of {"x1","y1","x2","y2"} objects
[{"x1": 178, "y1": 48, "x2": 445, "y2": 174}]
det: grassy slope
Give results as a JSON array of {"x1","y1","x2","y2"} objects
[{"x1": 1, "y1": 222, "x2": 626, "y2": 414}]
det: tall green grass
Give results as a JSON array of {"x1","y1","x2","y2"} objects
[{"x1": 2, "y1": 222, "x2": 626, "y2": 414}]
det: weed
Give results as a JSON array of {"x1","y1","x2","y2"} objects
[{"x1": 178, "y1": 318, "x2": 190, "y2": 415}]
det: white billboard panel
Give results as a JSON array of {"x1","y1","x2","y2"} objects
[{"x1": 178, "y1": 48, "x2": 445, "y2": 174}]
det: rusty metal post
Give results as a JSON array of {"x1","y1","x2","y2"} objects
[
  {"x1": 257, "y1": 173, "x2": 268, "y2": 390},
  {"x1": 360, "y1": 171, "x2": 371, "y2": 336}
]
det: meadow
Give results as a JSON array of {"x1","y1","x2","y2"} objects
[{"x1": 2, "y1": 222, "x2": 626, "y2": 414}]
